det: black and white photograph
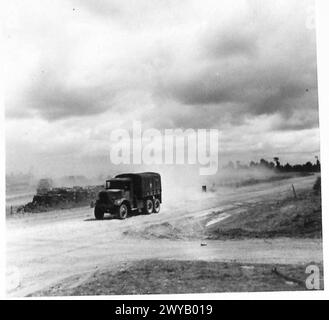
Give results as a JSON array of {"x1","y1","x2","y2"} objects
[{"x1": 2, "y1": 0, "x2": 327, "y2": 298}]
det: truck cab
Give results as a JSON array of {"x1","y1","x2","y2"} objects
[{"x1": 94, "y1": 172, "x2": 161, "y2": 220}]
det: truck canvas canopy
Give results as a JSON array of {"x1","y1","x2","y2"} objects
[{"x1": 115, "y1": 172, "x2": 161, "y2": 199}]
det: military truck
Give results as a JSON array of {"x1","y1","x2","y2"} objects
[{"x1": 94, "y1": 172, "x2": 162, "y2": 220}]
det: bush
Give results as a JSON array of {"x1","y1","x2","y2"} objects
[{"x1": 313, "y1": 177, "x2": 321, "y2": 195}]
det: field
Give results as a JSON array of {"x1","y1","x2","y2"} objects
[
  {"x1": 33, "y1": 260, "x2": 324, "y2": 296},
  {"x1": 6, "y1": 174, "x2": 323, "y2": 296}
]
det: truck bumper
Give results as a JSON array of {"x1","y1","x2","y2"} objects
[{"x1": 95, "y1": 203, "x2": 115, "y2": 213}]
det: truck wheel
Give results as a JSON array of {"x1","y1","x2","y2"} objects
[
  {"x1": 118, "y1": 203, "x2": 128, "y2": 220},
  {"x1": 144, "y1": 199, "x2": 154, "y2": 214},
  {"x1": 94, "y1": 207, "x2": 104, "y2": 220},
  {"x1": 153, "y1": 199, "x2": 160, "y2": 213}
]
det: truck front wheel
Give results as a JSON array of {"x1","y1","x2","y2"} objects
[
  {"x1": 94, "y1": 207, "x2": 104, "y2": 220},
  {"x1": 153, "y1": 199, "x2": 160, "y2": 213},
  {"x1": 144, "y1": 199, "x2": 154, "y2": 214},
  {"x1": 117, "y1": 203, "x2": 128, "y2": 220}
]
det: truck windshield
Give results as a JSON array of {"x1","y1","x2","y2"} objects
[{"x1": 106, "y1": 180, "x2": 130, "y2": 190}]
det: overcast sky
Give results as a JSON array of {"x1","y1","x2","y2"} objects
[{"x1": 4, "y1": 0, "x2": 319, "y2": 177}]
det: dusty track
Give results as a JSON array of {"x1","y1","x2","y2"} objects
[{"x1": 6, "y1": 175, "x2": 323, "y2": 297}]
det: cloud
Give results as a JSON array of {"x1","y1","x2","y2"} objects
[
  {"x1": 5, "y1": 0, "x2": 318, "y2": 126},
  {"x1": 24, "y1": 76, "x2": 117, "y2": 121},
  {"x1": 4, "y1": 0, "x2": 320, "y2": 175},
  {"x1": 72, "y1": 0, "x2": 122, "y2": 18},
  {"x1": 150, "y1": 0, "x2": 318, "y2": 128}
]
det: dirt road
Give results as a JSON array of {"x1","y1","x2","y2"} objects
[{"x1": 6, "y1": 175, "x2": 323, "y2": 297}]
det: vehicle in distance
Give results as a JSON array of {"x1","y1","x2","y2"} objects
[{"x1": 94, "y1": 172, "x2": 162, "y2": 220}]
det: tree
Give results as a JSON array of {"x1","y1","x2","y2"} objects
[
  {"x1": 283, "y1": 163, "x2": 292, "y2": 172},
  {"x1": 315, "y1": 156, "x2": 321, "y2": 172},
  {"x1": 273, "y1": 157, "x2": 281, "y2": 169},
  {"x1": 260, "y1": 158, "x2": 269, "y2": 168},
  {"x1": 225, "y1": 161, "x2": 235, "y2": 170},
  {"x1": 249, "y1": 161, "x2": 257, "y2": 168}
]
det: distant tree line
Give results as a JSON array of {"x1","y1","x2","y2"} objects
[{"x1": 224, "y1": 156, "x2": 321, "y2": 173}]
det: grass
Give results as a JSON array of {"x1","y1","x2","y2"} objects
[
  {"x1": 32, "y1": 259, "x2": 324, "y2": 296},
  {"x1": 124, "y1": 189, "x2": 322, "y2": 241},
  {"x1": 207, "y1": 189, "x2": 322, "y2": 240}
]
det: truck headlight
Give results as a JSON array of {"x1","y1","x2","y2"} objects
[{"x1": 114, "y1": 199, "x2": 121, "y2": 205}]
